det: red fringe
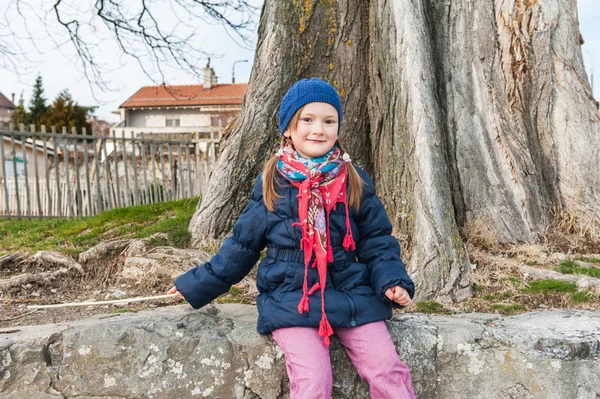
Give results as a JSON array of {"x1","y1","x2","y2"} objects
[
  {"x1": 297, "y1": 296, "x2": 309, "y2": 314},
  {"x1": 319, "y1": 317, "x2": 334, "y2": 346},
  {"x1": 307, "y1": 283, "x2": 321, "y2": 295},
  {"x1": 343, "y1": 232, "x2": 356, "y2": 251}
]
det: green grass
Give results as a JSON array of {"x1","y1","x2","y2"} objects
[
  {"x1": 575, "y1": 257, "x2": 600, "y2": 264},
  {"x1": 472, "y1": 283, "x2": 487, "y2": 293},
  {"x1": 521, "y1": 279, "x2": 577, "y2": 294},
  {"x1": 524, "y1": 260, "x2": 538, "y2": 266},
  {"x1": 506, "y1": 277, "x2": 523, "y2": 287},
  {"x1": 216, "y1": 286, "x2": 250, "y2": 304},
  {"x1": 571, "y1": 291, "x2": 596, "y2": 303},
  {"x1": 0, "y1": 197, "x2": 199, "y2": 256},
  {"x1": 556, "y1": 260, "x2": 600, "y2": 278},
  {"x1": 491, "y1": 303, "x2": 526, "y2": 314},
  {"x1": 415, "y1": 301, "x2": 449, "y2": 314},
  {"x1": 482, "y1": 291, "x2": 513, "y2": 301}
]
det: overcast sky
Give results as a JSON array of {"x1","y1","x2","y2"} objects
[{"x1": 1, "y1": 0, "x2": 599, "y2": 123}]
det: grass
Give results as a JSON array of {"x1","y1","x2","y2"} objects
[
  {"x1": 571, "y1": 291, "x2": 595, "y2": 304},
  {"x1": 575, "y1": 257, "x2": 600, "y2": 264},
  {"x1": 524, "y1": 260, "x2": 538, "y2": 266},
  {"x1": 482, "y1": 291, "x2": 513, "y2": 301},
  {"x1": 556, "y1": 260, "x2": 600, "y2": 278},
  {"x1": 506, "y1": 277, "x2": 523, "y2": 287},
  {"x1": 0, "y1": 197, "x2": 199, "y2": 256},
  {"x1": 521, "y1": 279, "x2": 577, "y2": 294},
  {"x1": 216, "y1": 286, "x2": 250, "y2": 304},
  {"x1": 415, "y1": 301, "x2": 449, "y2": 314}
]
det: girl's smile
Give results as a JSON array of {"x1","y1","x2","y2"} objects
[{"x1": 284, "y1": 102, "x2": 339, "y2": 158}]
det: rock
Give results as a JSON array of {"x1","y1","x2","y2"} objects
[
  {"x1": 1, "y1": 307, "x2": 599, "y2": 398},
  {"x1": 118, "y1": 248, "x2": 211, "y2": 284},
  {"x1": 0, "y1": 338, "x2": 13, "y2": 349},
  {"x1": 124, "y1": 239, "x2": 149, "y2": 257},
  {"x1": 108, "y1": 289, "x2": 127, "y2": 299}
]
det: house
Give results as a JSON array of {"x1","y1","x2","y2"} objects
[
  {"x1": 112, "y1": 62, "x2": 247, "y2": 140},
  {"x1": 1, "y1": 135, "x2": 56, "y2": 180},
  {"x1": 0, "y1": 92, "x2": 15, "y2": 128}
]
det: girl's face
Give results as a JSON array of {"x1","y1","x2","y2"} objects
[{"x1": 284, "y1": 102, "x2": 339, "y2": 158}]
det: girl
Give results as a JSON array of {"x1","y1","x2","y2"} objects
[{"x1": 169, "y1": 78, "x2": 416, "y2": 399}]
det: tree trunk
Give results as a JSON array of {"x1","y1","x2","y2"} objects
[
  {"x1": 189, "y1": 0, "x2": 600, "y2": 302},
  {"x1": 189, "y1": 0, "x2": 372, "y2": 246}
]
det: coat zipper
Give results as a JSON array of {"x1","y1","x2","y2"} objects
[{"x1": 341, "y1": 292, "x2": 357, "y2": 327}]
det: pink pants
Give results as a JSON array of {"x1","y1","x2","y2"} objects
[{"x1": 272, "y1": 321, "x2": 416, "y2": 399}]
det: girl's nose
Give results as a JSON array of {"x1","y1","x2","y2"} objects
[{"x1": 312, "y1": 122, "x2": 325, "y2": 134}]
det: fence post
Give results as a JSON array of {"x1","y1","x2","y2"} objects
[
  {"x1": 120, "y1": 130, "x2": 131, "y2": 207},
  {"x1": 0, "y1": 129, "x2": 10, "y2": 215},
  {"x1": 92, "y1": 128, "x2": 104, "y2": 214},
  {"x1": 30, "y1": 124, "x2": 42, "y2": 216},
  {"x1": 51, "y1": 126, "x2": 62, "y2": 217},
  {"x1": 159, "y1": 139, "x2": 167, "y2": 202},
  {"x1": 139, "y1": 132, "x2": 149, "y2": 204},
  {"x1": 71, "y1": 126, "x2": 83, "y2": 216},
  {"x1": 62, "y1": 126, "x2": 74, "y2": 217},
  {"x1": 82, "y1": 127, "x2": 92, "y2": 216},
  {"x1": 185, "y1": 134, "x2": 193, "y2": 198},
  {"x1": 41, "y1": 125, "x2": 52, "y2": 216},
  {"x1": 131, "y1": 131, "x2": 140, "y2": 206},
  {"x1": 11, "y1": 125, "x2": 22, "y2": 217},
  {"x1": 20, "y1": 124, "x2": 31, "y2": 217},
  {"x1": 111, "y1": 129, "x2": 122, "y2": 208},
  {"x1": 150, "y1": 135, "x2": 159, "y2": 203}
]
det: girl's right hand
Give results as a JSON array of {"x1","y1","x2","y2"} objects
[{"x1": 168, "y1": 286, "x2": 185, "y2": 300}]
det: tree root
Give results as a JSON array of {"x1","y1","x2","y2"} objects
[{"x1": 0, "y1": 267, "x2": 73, "y2": 290}]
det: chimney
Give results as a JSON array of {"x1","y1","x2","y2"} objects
[
  {"x1": 11, "y1": 93, "x2": 15, "y2": 104},
  {"x1": 204, "y1": 58, "x2": 217, "y2": 90}
]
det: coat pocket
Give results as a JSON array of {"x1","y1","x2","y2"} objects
[
  {"x1": 330, "y1": 261, "x2": 369, "y2": 291},
  {"x1": 257, "y1": 258, "x2": 298, "y2": 297}
]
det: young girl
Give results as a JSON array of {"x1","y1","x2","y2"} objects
[{"x1": 169, "y1": 78, "x2": 416, "y2": 399}]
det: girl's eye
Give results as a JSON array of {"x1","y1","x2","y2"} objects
[
  {"x1": 301, "y1": 118, "x2": 312, "y2": 122},
  {"x1": 325, "y1": 120, "x2": 335, "y2": 124}
]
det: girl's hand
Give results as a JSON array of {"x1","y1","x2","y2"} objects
[
  {"x1": 168, "y1": 286, "x2": 185, "y2": 300},
  {"x1": 385, "y1": 286, "x2": 411, "y2": 306}
]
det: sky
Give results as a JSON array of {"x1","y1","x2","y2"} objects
[{"x1": 1, "y1": 0, "x2": 599, "y2": 123}]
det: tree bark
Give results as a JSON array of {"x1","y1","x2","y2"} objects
[
  {"x1": 189, "y1": 0, "x2": 600, "y2": 302},
  {"x1": 189, "y1": 0, "x2": 372, "y2": 248}
]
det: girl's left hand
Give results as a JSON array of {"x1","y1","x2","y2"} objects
[{"x1": 385, "y1": 286, "x2": 411, "y2": 306}]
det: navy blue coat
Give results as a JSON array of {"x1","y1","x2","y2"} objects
[{"x1": 176, "y1": 167, "x2": 414, "y2": 334}]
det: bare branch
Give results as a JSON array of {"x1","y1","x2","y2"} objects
[{"x1": 0, "y1": 0, "x2": 259, "y2": 91}]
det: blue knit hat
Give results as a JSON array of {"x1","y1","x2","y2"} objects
[{"x1": 278, "y1": 78, "x2": 343, "y2": 134}]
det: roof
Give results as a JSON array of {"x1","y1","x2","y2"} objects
[
  {"x1": 0, "y1": 92, "x2": 15, "y2": 109},
  {"x1": 119, "y1": 83, "x2": 248, "y2": 108}
]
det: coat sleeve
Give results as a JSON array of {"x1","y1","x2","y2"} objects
[
  {"x1": 175, "y1": 175, "x2": 267, "y2": 309},
  {"x1": 354, "y1": 170, "x2": 415, "y2": 308}
]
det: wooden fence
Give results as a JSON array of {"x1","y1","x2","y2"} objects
[{"x1": 0, "y1": 125, "x2": 220, "y2": 218}]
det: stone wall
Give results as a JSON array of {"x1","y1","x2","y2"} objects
[{"x1": 1, "y1": 305, "x2": 598, "y2": 398}]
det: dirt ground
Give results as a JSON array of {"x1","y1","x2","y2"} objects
[{"x1": 2, "y1": 228, "x2": 599, "y2": 328}]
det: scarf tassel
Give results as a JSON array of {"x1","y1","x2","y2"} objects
[
  {"x1": 319, "y1": 316, "x2": 334, "y2": 346},
  {"x1": 298, "y1": 283, "x2": 321, "y2": 314},
  {"x1": 343, "y1": 203, "x2": 356, "y2": 251}
]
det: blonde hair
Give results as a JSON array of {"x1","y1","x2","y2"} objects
[{"x1": 263, "y1": 108, "x2": 364, "y2": 212}]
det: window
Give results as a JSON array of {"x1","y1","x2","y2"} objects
[{"x1": 166, "y1": 116, "x2": 181, "y2": 127}]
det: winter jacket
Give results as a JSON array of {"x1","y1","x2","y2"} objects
[{"x1": 175, "y1": 167, "x2": 415, "y2": 334}]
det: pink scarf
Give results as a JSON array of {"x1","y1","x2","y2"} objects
[{"x1": 277, "y1": 144, "x2": 356, "y2": 345}]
